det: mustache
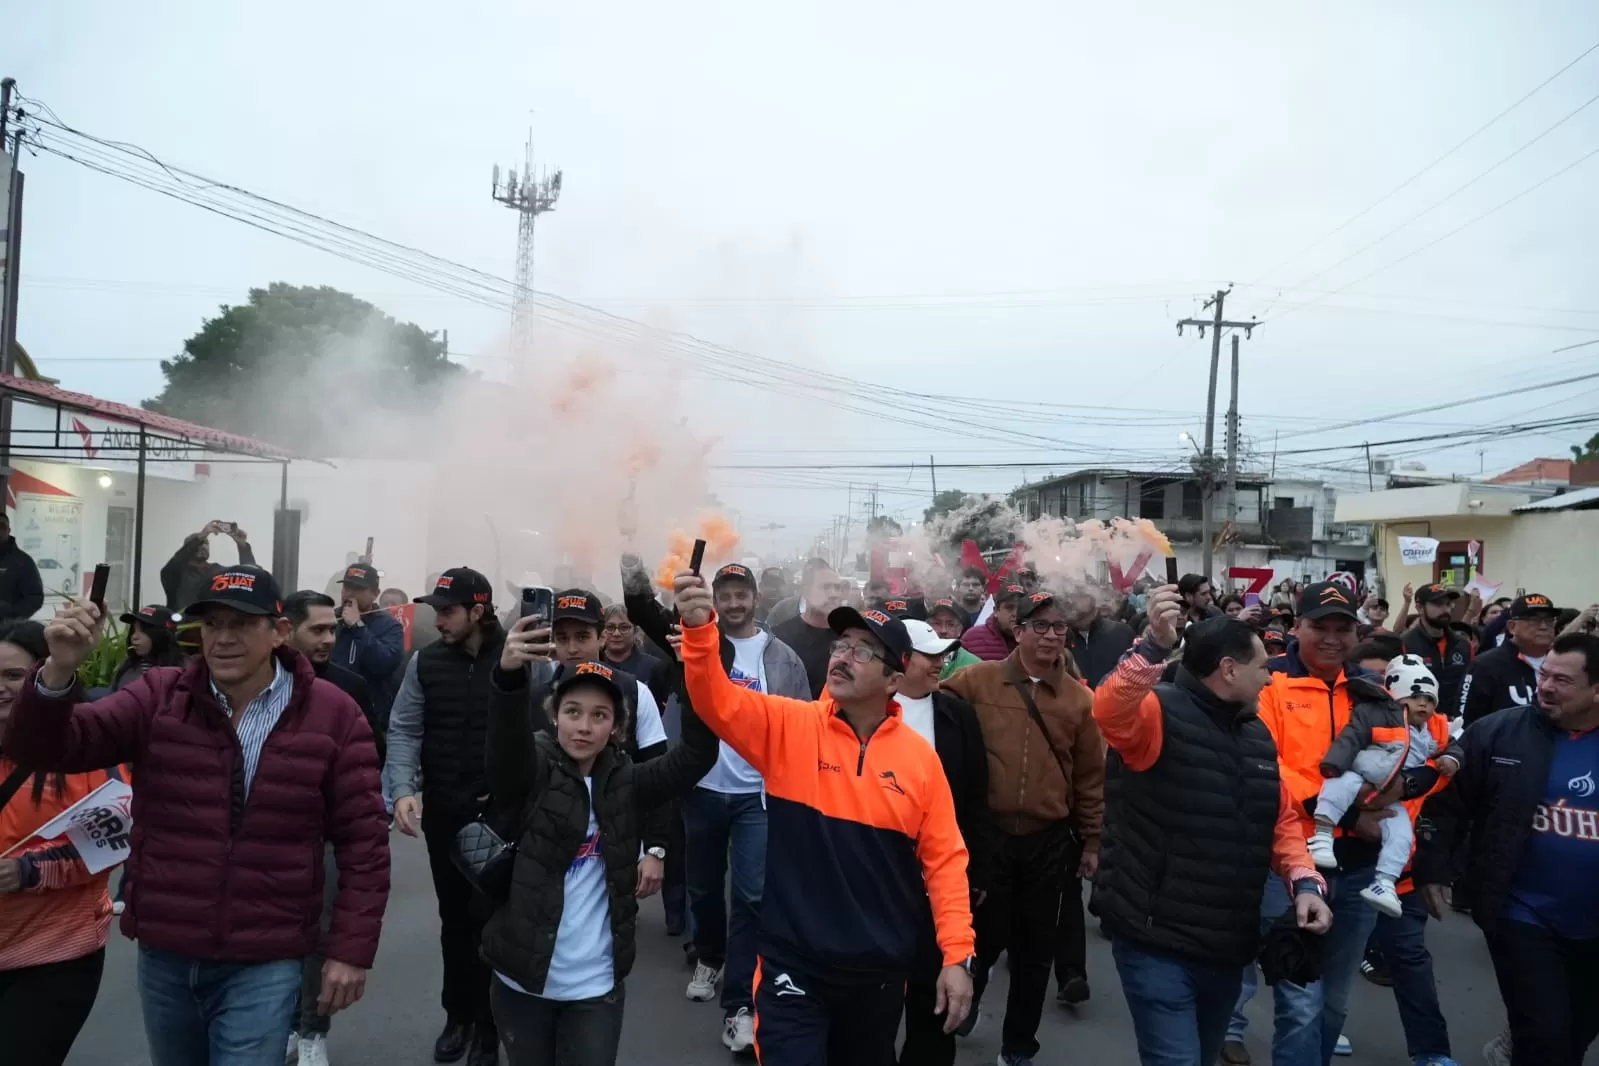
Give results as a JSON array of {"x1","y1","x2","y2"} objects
[{"x1": 829, "y1": 664, "x2": 854, "y2": 681}]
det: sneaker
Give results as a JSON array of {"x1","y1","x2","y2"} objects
[
  {"x1": 1360, "y1": 951, "x2": 1394, "y2": 987},
  {"x1": 1482, "y1": 1028, "x2": 1512, "y2": 1066},
  {"x1": 998, "y1": 1054, "x2": 1034, "y2": 1066},
  {"x1": 1333, "y1": 1033, "x2": 1353, "y2": 1057},
  {"x1": 1360, "y1": 878, "x2": 1404, "y2": 918},
  {"x1": 285, "y1": 1033, "x2": 300, "y2": 1065},
  {"x1": 1306, "y1": 832, "x2": 1338, "y2": 869},
  {"x1": 1220, "y1": 1039, "x2": 1251, "y2": 1065},
  {"x1": 722, "y1": 1008, "x2": 755, "y2": 1054},
  {"x1": 297, "y1": 1034, "x2": 330, "y2": 1066},
  {"x1": 686, "y1": 961, "x2": 722, "y2": 1002},
  {"x1": 1055, "y1": 975, "x2": 1090, "y2": 1006}
]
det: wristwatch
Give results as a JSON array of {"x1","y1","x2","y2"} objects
[
  {"x1": 958, "y1": 954, "x2": 976, "y2": 976},
  {"x1": 645, "y1": 846, "x2": 666, "y2": 861}
]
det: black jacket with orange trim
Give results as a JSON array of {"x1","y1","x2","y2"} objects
[{"x1": 680, "y1": 614, "x2": 975, "y2": 979}]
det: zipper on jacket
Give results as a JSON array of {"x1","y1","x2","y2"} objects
[{"x1": 856, "y1": 738, "x2": 868, "y2": 775}]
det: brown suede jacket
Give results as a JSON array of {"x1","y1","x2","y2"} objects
[{"x1": 942, "y1": 650, "x2": 1106, "y2": 843}]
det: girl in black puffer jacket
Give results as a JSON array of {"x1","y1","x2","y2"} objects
[{"x1": 481, "y1": 617, "x2": 718, "y2": 1066}]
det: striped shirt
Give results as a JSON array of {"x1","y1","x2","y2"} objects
[{"x1": 211, "y1": 659, "x2": 293, "y2": 796}]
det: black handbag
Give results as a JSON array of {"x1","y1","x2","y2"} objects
[{"x1": 452, "y1": 811, "x2": 518, "y2": 904}]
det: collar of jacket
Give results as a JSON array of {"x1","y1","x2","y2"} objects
[
  {"x1": 440, "y1": 619, "x2": 506, "y2": 662},
  {"x1": 534, "y1": 728, "x2": 623, "y2": 782},
  {"x1": 183, "y1": 645, "x2": 316, "y2": 722},
  {"x1": 1173, "y1": 663, "x2": 1258, "y2": 726},
  {"x1": 822, "y1": 692, "x2": 902, "y2": 731},
  {"x1": 1000, "y1": 649, "x2": 1068, "y2": 692}
]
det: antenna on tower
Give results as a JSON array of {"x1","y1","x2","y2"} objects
[{"x1": 490, "y1": 125, "x2": 562, "y2": 364}]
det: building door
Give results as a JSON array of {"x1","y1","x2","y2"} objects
[
  {"x1": 104, "y1": 506, "x2": 135, "y2": 614},
  {"x1": 1434, "y1": 541, "x2": 1481, "y2": 588}
]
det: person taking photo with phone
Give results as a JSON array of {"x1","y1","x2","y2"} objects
[
  {"x1": 333, "y1": 564, "x2": 405, "y2": 716},
  {"x1": 159, "y1": 520, "x2": 254, "y2": 612}
]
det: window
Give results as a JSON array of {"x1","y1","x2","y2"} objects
[
  {"x1": 1138, "y1": 481, "x2": 1165, "y2": 520},
  {"x1": 1181, "y1": 481, "x2": 1203, "y2": 520},
  {"x1": 1274, "y1": 495, "x2": 1296, "y2": 511},
  {"x1": 1078, "y1": 481, "x2": 1089, "y2": 517}
]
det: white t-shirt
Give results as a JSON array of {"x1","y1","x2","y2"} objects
[
  {"x1": 699, "y1": 633, "x2": 767, "y2": 794},
  {"x1": 497, "y1": 778, "x2": 613, "y2": 1000},
  {"x1": 894, "y1": 693, "x2": 937, "y2": 750},
  {"x1": 1524, "y1": 654, "x2": 1547, "y2": 680},
  {"x1": 634, "y1": 681, "x2": 668, "y2": 749}
]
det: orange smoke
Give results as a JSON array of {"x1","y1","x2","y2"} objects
[
  {"x1": 655, "y1": 513, "x2": 743, "y2": 589},
  {"x1": 1132, "y1": 518, "x2": 1174, "y2": 557}
]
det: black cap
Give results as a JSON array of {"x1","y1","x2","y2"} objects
[
  {"x1": 1262, "y1": 626, "x2": 1288, "y2": 647},
  {"x1": 928, "y1": 598, "x2": 969, "y2": 625},
  {"x1": 550, "y1": 588, "x2": 604, "y2": 626},
  {"x1": 995, "y1": 584, "x2": 1027, "y2": 605},
  {"x1": 1509, "y1": 593, "x2": 1558, "y2": 619},
  {"x1": 1016, "y1": 591, "x2": 1059, "y2": 622},
  {"x1": 553, "y1": 661, "x2": 626, "y2": 708},
  {"x1": 880, "y1": 598, "x2": 912, "y2": 618},
  {"x1": 1296, "y1": 581, "x2": 1361, "y2": 622},
  {"x1": 827, "y1": 606, "x2": 913, "y2": 668},
  {"x1": 1414, "y1": 583, "x2": 1460, "y2": 606},
  {"x1": 414, "y1": 567, "x2": 493, "y2": 609},
  {"x1": 184, "y1": 564, "x2": 283, "y2": 617},
  {"x1": 712, "y1": 563, "x2": 757, "y2": 589},
  {"x1": 340, "y1": 563, "x2": 381, "y2": 591},
  {"x1": 121, "y1": 603, "x2": 183, "y2": 631}
]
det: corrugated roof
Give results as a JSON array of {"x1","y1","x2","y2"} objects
[
  {"x1": 0, "y1": 374, "x2": 301, "y2": 460},
  {"x1": 1489, "y1": 457, "x2": 1571, "y2": 485},
  {"x1": 1512, "y1": 485, "x2": 1599, "y2": 512}
]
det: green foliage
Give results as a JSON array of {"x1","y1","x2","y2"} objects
[
  {"x1": 144, "y1": 283, "x2": 463, "y2": 454},
  {"x1": 924, "y1": 489, "x2": 970, "y2": 525},
  {"x1": 78, "y1": 618, "x2": 128, "y2": 690},
  {"x1": 1572, "y1": 432, "x2": 1599, "y2": 462}
]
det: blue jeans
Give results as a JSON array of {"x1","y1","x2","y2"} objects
[
  {"x1": 1370, "y1": 890, "x2": 1450, "y2": 1060},
  {"x1": 139, "y1": 945, "x2": 304, "y2": 1066},
  {"x1": 683, "y1": 787, "x2": 766, "y2": 1014},
  {"x1": 1113, "y1": 939, "x2": 1244, "y2": 1066},
  {"x1": 1226, "y1": 869, "x2": 1380, "y2": 1066}
]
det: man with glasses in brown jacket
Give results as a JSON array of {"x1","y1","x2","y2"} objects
[{"x1": 941, "y1": 591, "x2": 1106, "y2": 1066}]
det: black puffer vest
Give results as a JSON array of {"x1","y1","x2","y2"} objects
[
  {"x1": 1094, "y1": 667, "x2": 1282, "y2": 967},
  {"x1": 417, "y1": 623, "x2": 507, "y2": 820},
  {"x1": 480, "y1": 733, "x2": 641, "y2": 994}
]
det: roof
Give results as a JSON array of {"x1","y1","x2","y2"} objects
[
  {"x1": 1019, "y1": 466, "x2": 1271, "y2": 489},
  {"x1": 1512, "y1": 485, "x2": 1599, "y2": 513},
  {"x1": 1489, "y1": 457, "x2": 1571, "y2": 485},
  {"x1": 0, "y1": 374, "x2": 300, "y2": 460}
]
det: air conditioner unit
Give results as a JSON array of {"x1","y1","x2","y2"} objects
[{"x1": 1369, "y1": 457, "x2": 1394, "y2": 476}]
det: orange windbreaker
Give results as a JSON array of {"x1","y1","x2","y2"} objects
[
  {"x1": 0, "y1": 758, "x2": 121, "y2": 970},
  {"x1": 681, "y1": 616, "x2": 975, "y2": 973}
]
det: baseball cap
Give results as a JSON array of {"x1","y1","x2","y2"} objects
[
  {"x1": 880, "y1": 598, "x2": 912, "y2": 618},
  {"x1": 1509, "y1": 592, "x2": 1558, "y2": 619},
  {"x1": 1016, "y1": 591, "x2": 1059, "y2": 622},
  {"x1": 340, "y1": 564, "x2": 380, "y2": 591},
  {"x1": 552, "y1": 661, "x2": 626, "y2": 708},
  {"x1": 828, "y1": 605, "x2": 913, "y2": 668},
  {"x1": 1262, "y1": 626, "x2": 1288, "y2": 649},
  {"x1": 121, "y1": 604, "x2": 183, "y2": 630},
  {"x1": 928, "y1": 598, "x2": 970, "y2": 626},
  {"x1": 995, "y1": 584, "x2": 1027, "y2": 605},
  {"x1": 184, "y1": 564, "x2": 284, "y2": 617},
  {"x1": 414, "y1": 567, "x2": 493, "y2": 609},
  {"x1": 1414, "y1": 583, "x2": 1460, "y2": 606},
  {"x1": 712, "y1": 563, "x2": 757, "y2": 589},
  {"x1": 550, "y1": 588, "x2": 604, "y2": 626},
  {"x1": 1296, "y1": 581, "x2": 1361, "y2": 622},
  {"x1": 902, "y1": 619, "x2": 958, "y2": 657}
]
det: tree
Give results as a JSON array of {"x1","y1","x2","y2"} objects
[
  {"x1": 145, "y1": 283, "x2": 462, "y2": 453},
  {"x1": 866, "y1": 515, "x2": 903, "y2": 537},
  {"x1": 1572, "y1": 432, "x2": 1599, "y2": 462},
  {"x1": 924, "y1": 489, "x2": 970, "y2": 525}
]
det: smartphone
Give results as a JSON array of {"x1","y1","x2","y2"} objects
[
  {"x1": 520, "y1": 586, "x2": 555, "y2": 627},
  {"x1": 1244, "y1": 592, "x2": 1261, "y2": 608},
  {"x1": 89, "y1": 563, "x2": 110, "y2": 611},
  {"x1": 215, "y1": 521, "x2": 236, "y2": 535},
  {"x1": 689, "y1": 538, "x2": 707, "y2": 576}
]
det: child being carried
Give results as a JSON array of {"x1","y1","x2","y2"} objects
[{"x1": 1307, "y1": 654, "x2": 1462, "y2": 917}]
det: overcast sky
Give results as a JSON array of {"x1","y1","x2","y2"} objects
[{"x1": 10, "y1": 2, "x2": 1599, "y2": 549}]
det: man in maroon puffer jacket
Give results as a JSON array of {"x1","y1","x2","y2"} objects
[
  {"x1": 4, "y1": 564, "x2": 389, "y2": 1066},
  {"x1": 961, "y1": 584, "x2": 1025, "y2": 662}
]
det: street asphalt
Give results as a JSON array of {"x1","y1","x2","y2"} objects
[{"x1": 67, "y1": 836, "x2": 1591, "y2": 1064}]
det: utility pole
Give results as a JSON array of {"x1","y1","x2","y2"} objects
[
  {"x1": 1177, "y1": 286, "x2": 1257, "y2": 580},
  {"x1": 929, "y1": 454, "x2": 938, "y2": 504},
  {"x1": 0, "y1": 79, "x2": 24, "y2": 510},
  {"x1": 490, "y1": 130, "x2": 561, "y2": 375},
  {"x1": 1224, "y1": 333, "x2": 1241, "y2": 580}
]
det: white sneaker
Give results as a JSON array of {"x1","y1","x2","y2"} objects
[
  {"x1": 1360, "y1": 877, "x2": 1403, "y2": 918},
  {"x1": 686, "y1": 961, "x2": 722, "y2": 1002},
  {"x1": 1482, "y1": 1027, "x2": 1512, "y2": 1066},
  {"x1": 1306, "y1": 831, "x2": 1338, "y2": 870},
  {"x1": 722, "y1": 1007, "x2": 755, "y2": 1053},
  {"x1": 297, "y1": 1034, "x2": 329, "y2": 1066},
  {"x1": 285, "y1": 1032, "x2": 299, "y2": 1065}
]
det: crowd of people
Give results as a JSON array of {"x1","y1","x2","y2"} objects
[{"x1": 0, "y1": 521, "x2": 1597, "y2": 1066}]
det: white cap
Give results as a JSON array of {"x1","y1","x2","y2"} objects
[
  {"x1": 903, "y1": 618, "x2": 959, "y2": 657},
  {"x1": 1385, "y1": 654, "x2": 1439, "y2": 702}
]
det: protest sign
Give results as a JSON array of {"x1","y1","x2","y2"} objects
[
  {"x1": 29, "y1": 778, "x2": 134, "y2": 874},
  {"x1": 1398, "y1": 536, "x2": 1440, "y2": 566},
  {"x1": 1463, "y1": 575, "x2": 1503, "y2": 602}
]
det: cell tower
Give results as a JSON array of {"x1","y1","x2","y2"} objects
[{"x1": 490, "y1": 132, "x2": 562, "y2": 358}]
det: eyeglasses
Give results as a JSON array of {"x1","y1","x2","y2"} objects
[
  {"x1": 602, "y1": 624, "x2": 634, "y2": 635},
  {"x1": 829, "y1": 639, "x2": 887, "y2": 665},
  {"x1": 1025, "y1": 620, "x2": 1070, "y2": 635}
]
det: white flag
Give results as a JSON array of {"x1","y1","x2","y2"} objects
[
  {"x1": 1397, "y1": 536, "x2": 1440, "y2": 566},
  {"x1": 31, "y1": 777, "x2": 134, "y2": 875}
]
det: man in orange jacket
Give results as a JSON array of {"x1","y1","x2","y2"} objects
[{"x1": 675, "y1": 572, "x2": 975, "y2": 1066}]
